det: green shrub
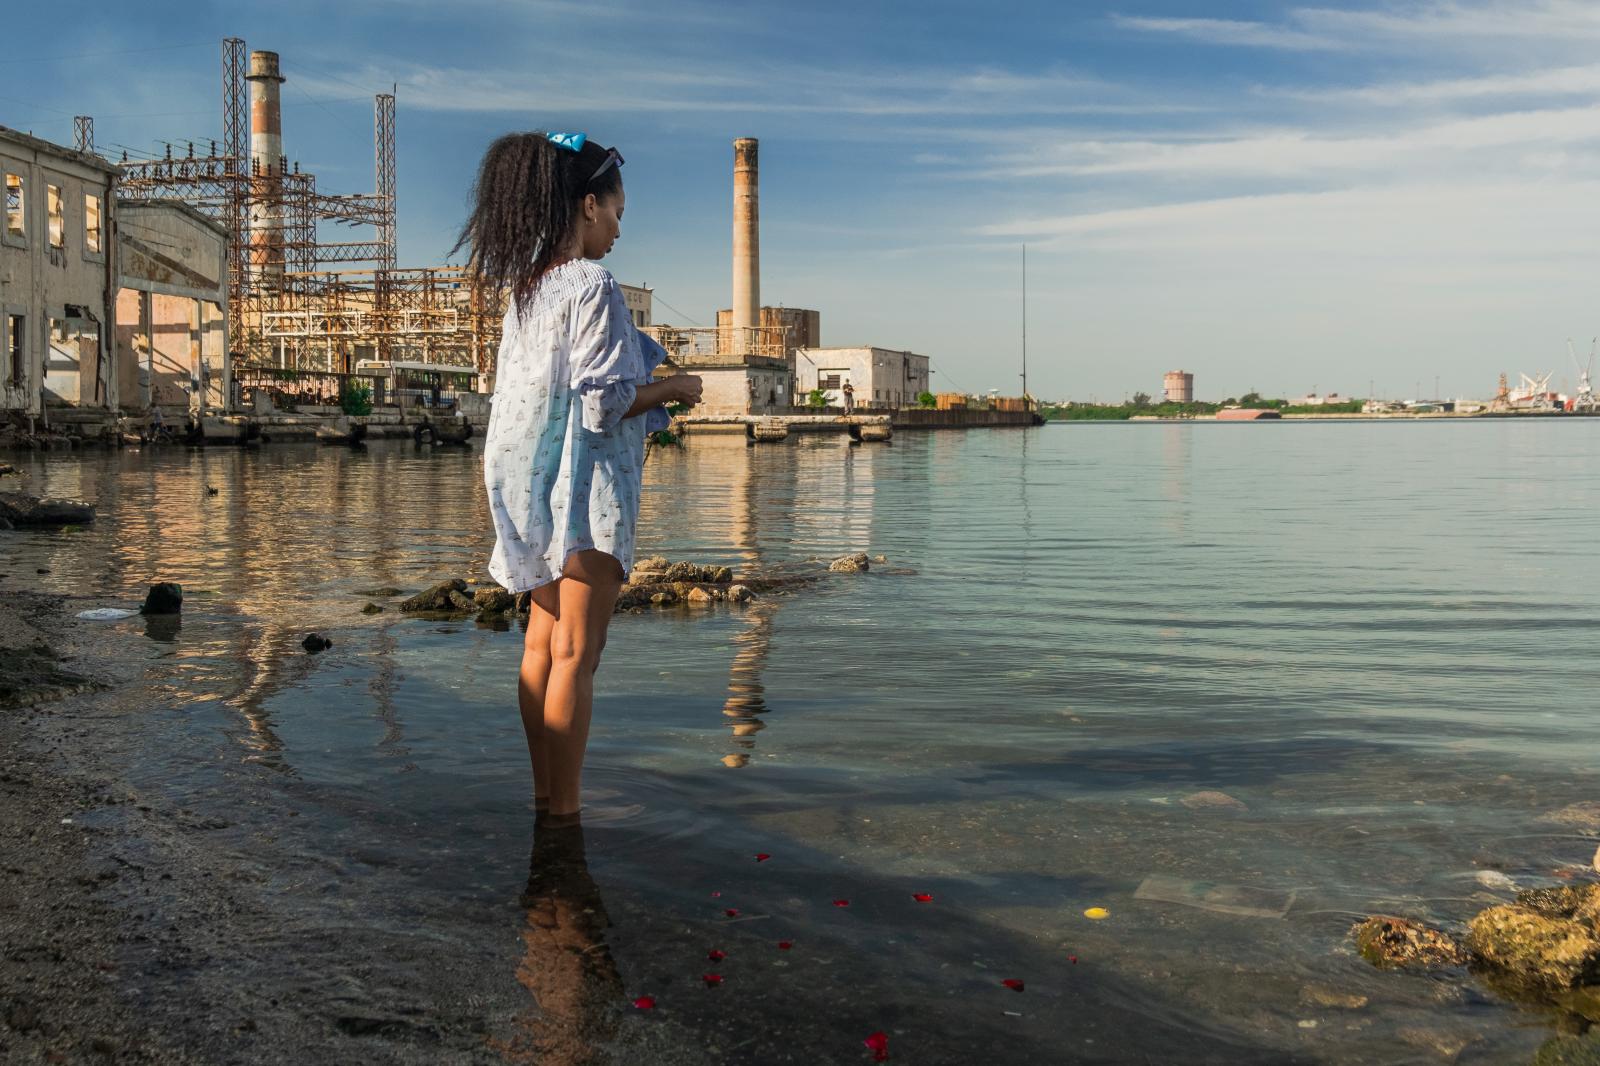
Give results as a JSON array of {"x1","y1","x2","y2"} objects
[
  {"x1": 917, "y1": 391, "x2": 936, "y2": 408},
  {"x1": 806, "y1": 387, "x2": 831, "y2": 408},
  {"x1": 340, "y1": 379, "x2": 374, "y2": 417}
]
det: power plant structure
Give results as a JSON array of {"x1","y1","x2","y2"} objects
[{"x1": 110, "y1": 38, "x2": 498, "y2": 377}]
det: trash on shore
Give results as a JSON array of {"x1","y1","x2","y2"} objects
[
  {"x1": 1134, "y1": 875, "x2": 1294, "y2": 918},
  {"x1": 76, "y1": 608, "x2": 138, "y2": 621}
]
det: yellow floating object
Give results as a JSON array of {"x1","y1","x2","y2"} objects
[{"x1": 1083, "y1": 907, "x2": 1110, "y2": 920}]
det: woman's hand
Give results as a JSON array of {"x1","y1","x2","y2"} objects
[{"x1": 668, "y1": 374, "x2": 704, "y2": 408}]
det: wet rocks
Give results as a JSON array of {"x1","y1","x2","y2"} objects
[
  {"x1": 355, "y1": 586, "x2": 404, "y2": 598},
  {"x1": 1299, "y1": 984, "x2": 1368, "y2": 1010},
  {"x1": 1466, "y1": 884, "x2": 1600, "y2": 991},
  {"x1": 399, "y1": 579, "x2": 466, "y2": 612},
  {"x1": 1352, "y1": 916, "x2": 1468, "y2": 970},
  {"x1": 686, "y1": 587, "x2": 715, "y2": 606},
  {"x1": 661, "y1": 561, "x2": 733, "y2": 584},
  {"x1": 829, "y1": 552, "x2": 870, "y2": 573},
  {"x1": 139, "y1": 583, "x2": 183, "y2": 616},
  {"x1": 301, "y1": 633, "x2": 332, "y2": 653},
  {"x1": 472, "y1": 586, "x2": 515, "y2": 613},
  {"x1": 1181, "y1": 790, "x2": 1247, "y2": 811},
  {"x1": 360, "y1": 602, "x2": 384, "y2": 615},
  {"x1": 1543, "y1": 804, "x2": 1600, "y2": 835},
  {"x1": 1531, "y1": 1029, "x2": 1600, "y2": 1066},
  {"x1": 0, "y1": 491, "x2": 95, "y2": 528},
  {"x1": 728, "y1": 584, "x2": 753, "y2": 603}
]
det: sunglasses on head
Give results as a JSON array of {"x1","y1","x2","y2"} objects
[{"x1": 546, "y1": 131, "x2": 624, "y2": 183}]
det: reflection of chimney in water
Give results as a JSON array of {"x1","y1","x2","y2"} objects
[
  {"x1": 246, "y1": 50, "x2": 286, "y2": 282},
  {"x1": 732, "y1": 138, "x2": 759, "y2": 356}
]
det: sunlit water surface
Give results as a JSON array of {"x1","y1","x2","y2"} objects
[{"x1": 6, "y1": 422, "x2": 1600, "y2": 1063}]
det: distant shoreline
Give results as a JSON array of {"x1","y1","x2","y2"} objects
[{"x1": 1051, "y1": 411, "x2": 1600, "y2": 423}]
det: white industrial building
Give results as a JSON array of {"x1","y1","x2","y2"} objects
[{"x1": 794, "y1": 346, "x2": 929, "y2": 409}]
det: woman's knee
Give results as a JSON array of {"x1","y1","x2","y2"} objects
[{"x1": 548, "y1": 624, "x2": 602, "y2": 673}]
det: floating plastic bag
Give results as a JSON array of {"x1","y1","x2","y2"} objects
[{"x1": 76, "y1": 608, "x2": 137, "y2": 621}]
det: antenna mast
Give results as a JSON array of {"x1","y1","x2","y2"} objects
[{"x1": 1021, "y1": 244, "x2": 1028, "y2": 402}]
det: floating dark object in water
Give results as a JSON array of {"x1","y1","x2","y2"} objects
[
  {"x1": 140, "y1": 582, "x2": 183, "y2": 615},
  {"x1": 206, "y1": 485, "x2": 219, "y2": 496},
  {"x1": 302, "y1": 633, "x2": 333, "y2": 653}
]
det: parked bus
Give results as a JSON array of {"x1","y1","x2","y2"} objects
[{"x1": 353, "y1": 360, "x2": 479, "y2": 408}]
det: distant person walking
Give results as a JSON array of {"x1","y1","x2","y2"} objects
[
  {"x1": 460, "y1": 131, "x2": 703, "y2": 827},
  {"x1": 842, "y1": 381, "x2": 855, "y2": 415}
]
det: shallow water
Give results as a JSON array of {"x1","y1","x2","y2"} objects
[{"x1": 6, "y1": 421, "x2": 1600, "y2": 1063}]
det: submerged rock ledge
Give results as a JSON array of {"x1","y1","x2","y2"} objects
[{"x1": 392, "y1": 553, "x2": 884, "y2": 622}]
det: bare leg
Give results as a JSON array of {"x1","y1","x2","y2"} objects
[
  {"x1": 518, "y1": 585, "x2": 561, "y2": 810},
  {"x1": 541, "y1": 550, "x2": 622, "y2": 824}
]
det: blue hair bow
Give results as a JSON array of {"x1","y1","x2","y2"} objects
[{"x1": 546, "y1": 131, "x2": 587, "y2": 152}]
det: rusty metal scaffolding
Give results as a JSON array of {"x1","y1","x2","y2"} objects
[
  {"x1": 255, "y1": 267, "x2": 502, "y2": 377},
  {"x1": 107, "y1": 37, "x2": 475, "y2": 372}
]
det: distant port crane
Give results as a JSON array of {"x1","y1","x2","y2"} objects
[{"x1": 1569, "y1": 337, "x2": 1599, "y2": 413}]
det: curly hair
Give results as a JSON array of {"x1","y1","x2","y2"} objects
[{"x1": 452, "y1": 132, "x2": 624, "y2": 316}]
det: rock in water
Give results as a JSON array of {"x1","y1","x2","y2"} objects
[
  {"x1": 829, "y1": 552, "x2": 870, "y2": 573},
  {"x1": 0, "y1": 492, "x2": 95, "y2": 527},
  {"x1": 1530, "y1": 1030, "x2": 1600, "y2": 1066},
  {"x1": 399, "y1": 579, "x2": 467, "y2": 612},
  {"x1": 728, "y1": 585, "x2": 755, "y2": 603},
  {"x1": 1466, "y1": 903, "x2": 1600, "y2": 990},
  {"x1": 302, "y1": 633, "x2": 332, "y2": 653},
  {"x1": 360, "y1": 602, "x2": 384, "y2": 615},
  {"x1": 686, "y1": 587, "x2": 714, "y2": 606},
  {"x1": 1181, "y1": 790, "x2": 1248, "y2": 811},
  {"x1": 140, "y1": 582, "x2": 183, "y2": 615},
  {"x1": 1541, "y1": 803, "x2": 1600, "y2": 834},
  {"x1": 1351, "y1": 916, "x2": 1467, "y2": 970},
  {"x1": 472, "y1": 587, "x2": 515, "y2": 612},
  {"x1": 707, "y1": 565, "x2": 734, "y2": 584},
  {"x1": 355, "y1": 586, "x2": 404, "y2": 598}
]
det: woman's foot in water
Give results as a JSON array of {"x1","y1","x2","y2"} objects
[{"x1": 537, "y1": 807, "x2": 583, "y2": 829}]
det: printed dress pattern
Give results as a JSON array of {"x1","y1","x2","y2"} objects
[{"x1": 483, "y1": 260, "x2": 671, "y2": 593}]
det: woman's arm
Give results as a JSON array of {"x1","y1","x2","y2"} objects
[{"x1": 625, "y1": 376, "x2": 702, "y2": 419}]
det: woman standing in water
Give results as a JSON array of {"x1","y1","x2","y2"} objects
[{"x1": 458, "y1": 131, "x2": 702, "y2": 826}]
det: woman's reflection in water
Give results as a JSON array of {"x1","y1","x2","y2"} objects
[
  {"x1": 498, "y1": 824, "x2": 622, "y2": 1065},
  {"x1": 721, "y1": 599, "x2": 777, "y2": 768}
]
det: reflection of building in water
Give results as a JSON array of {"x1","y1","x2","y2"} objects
[
  {"x1": 720, "y1": 599, "x2": 777, "y2": 767},
  {"x1": 494, "y1": 826, "x2": 621, "y2": 1064},
  {"x1": 1159, "y1": 423, "x2": 1193, "y2": 537}
]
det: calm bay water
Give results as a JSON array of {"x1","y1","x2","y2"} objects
[{"x1": 5, "y1": 421, "x2": 1600, "y2": 1063}]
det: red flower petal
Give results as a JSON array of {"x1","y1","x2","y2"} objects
[
  {"x1": 724, "y1": 908, "x2": 740, "y2": 918},
  {"x1": 708, "y1": 949, "x2": 727, "y2": 962},
  {"x1": 702, "y1": 974, "x2": 723, "y2": 987},
  {"x1": 710, "y1": 891, "x2": 722, "y2": 898},
  {"x1": 832, "y1": 898, "x2": 850, "y2": 907},
  {"x1": 632, "y1": 996, "x2": 656, "y2": 1010},
  {"x1": 1067, "y1": 955, "x2": 1079, "y2": 964},
  {"x1": 755, "y1": 853, "x2": 771, "y2": 862},
  {"x1": 1002, "y1": 978, "x2": 1025, "y2": 992},
  {"x1": 913, "y1": 893, "x2": 934, "y2": 903},
  {"x1": 777, "y1": 940, "x2": 793, "y2": 950},
  {"x1": 864, "y1": 1030, "x2": 889, "y2": 1061}
]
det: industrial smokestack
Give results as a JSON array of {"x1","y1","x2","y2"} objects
[
  {"x1": 246, "y1": 50, "x2": 286, "y2": 280},
  {"x1": 732, "y1": 138, "x2": 759, "y2": 354}
]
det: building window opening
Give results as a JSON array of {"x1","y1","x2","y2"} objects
[
  {"x1": 6, "y1": 314, "x2": 23, "y2": 387},
  {"x1": 84, "y1": 193, "x2": 101, "y2": 253},
  {"x1": 47, "y1": 183, "x2": 64, "y2": 248},
  {"x1": 820, "y1": 372, "x2": 843, "y2": 390},
  {"x1": 4, "y1": 173, "x2": 22, "y2": 238}
]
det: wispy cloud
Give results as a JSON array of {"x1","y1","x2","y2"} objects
[
  {"x1": 1273, "y1": 63, "x2": 1600, "y2": 104},
  {"x1": 1114, "y1": 1, "x2": 1600, "y2": 52},
  {"x1": 1108, "y1": 15, "x2": 1340, "y2": 50}
]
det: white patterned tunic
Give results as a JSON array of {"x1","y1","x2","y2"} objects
[{"x1": 483, "y1": 260, "x2": 670, "y2": 593}]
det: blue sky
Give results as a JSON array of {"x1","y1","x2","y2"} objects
[{"x1": 6, "y1": 0, "x2": 1600, "y2": 401}]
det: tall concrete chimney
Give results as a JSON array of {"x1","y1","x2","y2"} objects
[
  {"x1": 246, "y1": 50, "x2": 286, "y2": 281},
  {"x1": 732, "y1": 138, "x2": 759, "y2": 355}
]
